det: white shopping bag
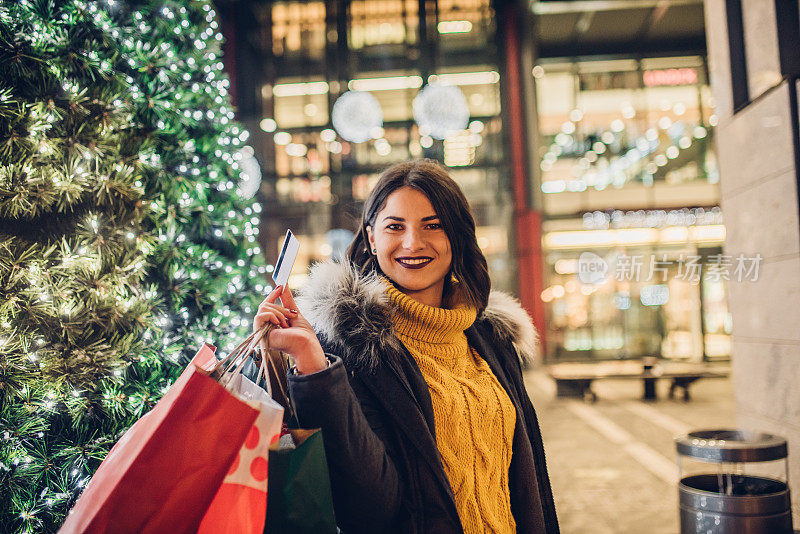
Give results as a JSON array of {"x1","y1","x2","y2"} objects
[{"x1": 198, "y1": 359, "x2": 284, "y2": 534}]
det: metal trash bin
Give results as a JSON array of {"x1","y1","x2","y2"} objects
[{"x1": 676, "y1": 429, "x2": 793, "y2": 533}]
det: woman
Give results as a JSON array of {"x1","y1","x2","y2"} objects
[{"x1": 253, "y1": 160, "x2": 559, "y2": 533}]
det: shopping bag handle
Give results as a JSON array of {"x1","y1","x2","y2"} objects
[
  {"x1": 256, "y1": 329, "x2": 291, "y2": 415},
  {"x1": 257, "y1": 349, "x2": 278, "y2": 398},
  {"x1": 209, "y1": 324, "x2": 293, "y2": 417},
  {"x1": 209, "y1": 324, "x2": 271, "y2": 382}
]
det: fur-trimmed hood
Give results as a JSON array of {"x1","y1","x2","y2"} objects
[{"x1": 295, "y1": 259, "x2": 539, "y2": 372}]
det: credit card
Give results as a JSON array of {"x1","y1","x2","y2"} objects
[{"x1": 272, "y1": 229, "x2": 299, "y2": 289}]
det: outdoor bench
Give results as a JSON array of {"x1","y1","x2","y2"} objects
[{"x1": 547, "y1": 359, "x2": 729, "y2": 402}]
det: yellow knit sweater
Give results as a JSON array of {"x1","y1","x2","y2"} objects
[{"x1": 382, "y1": 279, "x2": 517, "y2": 533}]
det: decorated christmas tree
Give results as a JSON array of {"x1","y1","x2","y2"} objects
[{"x1": 0, "y1": 1, "x2": 268, "y2": 531}]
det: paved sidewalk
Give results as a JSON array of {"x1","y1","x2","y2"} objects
[{"x1": 523, "y1": 366, "x2": 736, "y2": 534}]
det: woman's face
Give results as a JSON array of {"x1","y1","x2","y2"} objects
[{"x1": 366, "y1": 186, "x2": 452, "y2": 307}]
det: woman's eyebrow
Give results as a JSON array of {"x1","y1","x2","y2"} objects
[{"x1": 382, "y1": 215, "x2": 440, "y2": 222}]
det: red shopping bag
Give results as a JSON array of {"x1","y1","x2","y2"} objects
[
  {"x1": 59, "y1": 343, "x2": 260, "y2": 534},
  {"x1": 197, "y1": 361, "x2": 284, "y2": 534}
]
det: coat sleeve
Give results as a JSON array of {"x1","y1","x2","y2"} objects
[{"x1": 287, "y1": 352, "x2": 408, "y2": 533}]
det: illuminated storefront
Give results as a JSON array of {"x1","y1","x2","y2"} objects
[{"x1": 535, "y1": 56, "x2": 732, "y2": 362}]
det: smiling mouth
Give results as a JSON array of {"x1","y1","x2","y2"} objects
[{"x1": 395, "y1": 257, "x2": 433, "y2": 269}]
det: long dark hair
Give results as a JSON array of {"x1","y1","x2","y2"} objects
[{"x1": 345, "y1": 159, "x2": 491, "y2": 314}]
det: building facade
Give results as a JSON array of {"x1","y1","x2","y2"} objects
[
  {"x1": 219, "y1": 0, "x2": 550, "y2": 346},
  {"x1": 703, "y1": 0, "x2": 800, "y2": 521},
  {"x1": 219, "y1": 0, "x2": 731, "y2": 365}
]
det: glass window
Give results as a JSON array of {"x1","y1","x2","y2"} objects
[
  {"x1": 275, "y1": 175, "x2": 332, "y2": 204},
  {"x1": 349, "y1": 0, "x2": 418, "y2": 49},
  {"x1": 349, "y1": 70, "x2": 420, "y2": 122},
  {"x1": 701, "y1": 276, "x2": 732, "y2": 360},
  {"x1": 430, "y1": 67, "x2": 502, "y2": 117},
  {"x1": 271, "y1": 2, "x2": 326, "y2": 58},
  {"x1": 272, "y1": 78, "x2": 330, "y2": 128},
  {"x1": 350, "y1": 126, "x2": 412, "y2": 166},
  {"x1": 352, "y1": 173, "x2": 381, "y2": 201},
  {"x1": 436, "y1": 0, "x2": 495, "y2": 52},
  {"x1": 542, "y1": 242, "x2": 731, "y2": 362},
  {"x1": 273, "y1": 131, "x2": 331, "y2": 178}
]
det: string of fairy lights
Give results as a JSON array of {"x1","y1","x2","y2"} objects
[{"x1": 539, "y1": 101, "x2": 717, "y2": 193}]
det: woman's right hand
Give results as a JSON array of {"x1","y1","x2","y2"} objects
[{"x1": 253, "y1": 285, "x2": 329, "y2": 374}]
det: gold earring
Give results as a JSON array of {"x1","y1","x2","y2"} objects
[{"x1": 450, "y1": 272, "x2": 458, "y2": 284}]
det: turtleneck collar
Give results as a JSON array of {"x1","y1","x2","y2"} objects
[{"x1": 380, "y1": 276, "x2": 477, "y2": 345}]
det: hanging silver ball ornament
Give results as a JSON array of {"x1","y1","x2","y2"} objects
[
  {"x1": 235, "y1": 146, "x2": 262, "y2": 199},
  {"x1": 413, "y1": 84, "x2": 470, "y2": 140},
  {"x1": 332, "y1": 91, "x2": 384, "y2": 144}
]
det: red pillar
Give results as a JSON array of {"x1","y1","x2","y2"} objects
[{"x1": 501, "y1": 9, "x2": 547, "y2": 357}]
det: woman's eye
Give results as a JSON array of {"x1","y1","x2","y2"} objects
[{"x1": 385, "y1": 223, "x2": 440, "y2": 230}]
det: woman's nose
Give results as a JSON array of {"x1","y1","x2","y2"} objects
[{"x1": 402, "y1": 229, "x2": 424, "y2": 251}]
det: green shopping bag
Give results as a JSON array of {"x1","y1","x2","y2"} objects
[{"x1": 265, "y1": 426, "x2": 337, "y2": 534}]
